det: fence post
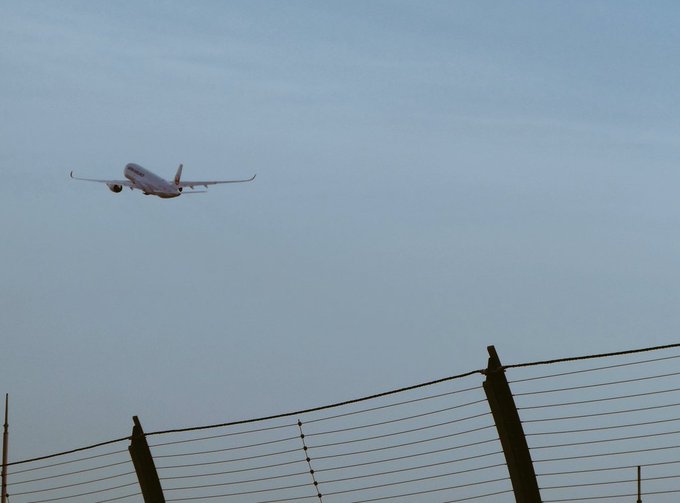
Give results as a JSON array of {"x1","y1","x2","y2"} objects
[
  {"x1": 2, "y1": 394, "x2": 8, "y2": 503},
  {"x1": 128, "y1": 416, "x2": 165, "y2": 503},
  {"x1": 483, "y1": 345, "x2": 541, "y2": 503}
]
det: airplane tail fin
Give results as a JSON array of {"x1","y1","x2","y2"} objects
[{"x1": 174, "y1": 164, "x2": 183, "y2": 185}]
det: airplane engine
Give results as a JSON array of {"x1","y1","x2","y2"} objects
[{"x1": 106, "y1": 183, "x2": 123, "y2": 193}]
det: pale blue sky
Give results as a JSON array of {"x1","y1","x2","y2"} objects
[{"x1": 2, "y1": 1, "x2": 680, "y2": 460}]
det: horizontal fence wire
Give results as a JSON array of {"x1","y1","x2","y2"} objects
[{"x1": 507, "y1": 343, "x2": 680, "y2": 503}]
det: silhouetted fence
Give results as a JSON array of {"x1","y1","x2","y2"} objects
[
  {"x1": 5, "y1": 343, "x2": 680, "y2": 502},
  {"x1": 508, "y1": 346, "x2": 680, "y2": 502}
]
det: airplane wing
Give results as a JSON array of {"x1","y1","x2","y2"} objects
[
  {"x1": 177, "y1": 174, "x2": 256, "y2": 189},
  {"x1": 70, "y1": 171, "x2": 134, "y2": 187}
]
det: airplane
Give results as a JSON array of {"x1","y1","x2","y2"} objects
[{"x1": 70, "y1": 163, "x2": 256, "y2": 199}]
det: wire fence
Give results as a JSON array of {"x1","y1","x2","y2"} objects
[
  {"x1": 6, "y1": 342, "x2": 680, "y2": 502},
  {"x1": 507, "y1": 345, "x2": 680, "y2": 502},
  {"x1": 149, "y1": 372, "x2": 509, "y2": 503},
  {"x1": 5, "y1": 443, "x2": 138, "y2": 503}
]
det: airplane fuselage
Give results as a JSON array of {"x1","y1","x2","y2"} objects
[{"x1": 124, "y1": 163, "x2": 181, "y2": 198}]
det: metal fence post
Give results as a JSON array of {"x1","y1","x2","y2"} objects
[
  {"x1": 128, "y1": 416, "x2": 165, "y2": 503},
  {"x1": 2, "y1": 394, "x2": 8, "y2": 503},
  {"x1": 483, "y1": 345, "x2": 541, "y2": 503}
]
